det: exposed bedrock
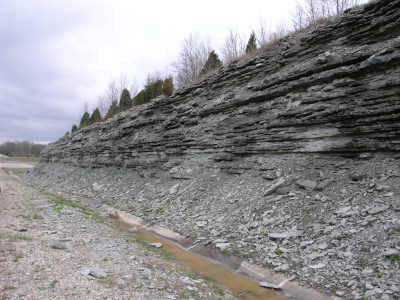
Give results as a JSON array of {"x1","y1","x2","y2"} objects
[{"x1": 25, "y1": 1, "x2": 400, "y2": 299}]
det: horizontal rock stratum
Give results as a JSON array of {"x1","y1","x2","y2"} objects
[{"x1": 25, "y1": 1, "x2": 400, "y2": 299}]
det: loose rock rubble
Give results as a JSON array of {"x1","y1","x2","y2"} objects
[
  {"x1": 21, "y1": 1, "x2": 400, "y2": 299},
  {"x1": 0, "y1": 169, "x2": 234, "y2": 300}
]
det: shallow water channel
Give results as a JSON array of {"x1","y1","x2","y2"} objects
[
  {"x1": 109, "y1": 216, "x2": 284, "y2": 300},
  {"x1": 41, "y1": 189, "x2": 290, "y2": 300}
]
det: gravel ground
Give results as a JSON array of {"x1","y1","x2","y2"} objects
[{"x1": 0, "y1": 168, "x2": 236, "y2": 300}]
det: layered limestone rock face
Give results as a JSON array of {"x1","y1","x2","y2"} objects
[
  {"x1": 25, "y1": 1, "x2": 400, "y2": 299},
  {"x1": 42, "y1": 0, "x2": 400, "y2": 170}
]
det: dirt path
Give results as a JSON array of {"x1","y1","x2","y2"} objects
[{"x1": 0, "y1": 168, "x2": 236, "y2": 300}]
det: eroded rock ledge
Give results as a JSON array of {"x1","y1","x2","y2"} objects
[{"x1": 25, "y1": 1, "x2": 400, "y2": 299}]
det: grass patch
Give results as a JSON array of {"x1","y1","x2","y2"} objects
[
  {"x1": 155, "y1": 207, "x2": 165, "y2": 215},
  {"x1": 388, "y1": 254, "x2": 399, "y2": 262},
  {"x1": 49, "y1": 279, "x2": 58, "y2": 289},
  {"x1": 160, "y1": 251, "x2": 173, "y2": 261},
  {"x1": 128, "y1": 236, "x2": 154, "y2": 251},
  {"x1": 32, "y1": 214, "x2": 44, "y2": 220},
  {"x1": 37, "y1": 287, "x2": 46, "y2": 291},
  {"x1": 13, "y1": 253, "x2": 23, "y2": 262},
  {"x1": 203, "y1": 277, "x2": 224, "y2": 295},
  {"x1": 0, "y1": 157, "x2": 40, "y2": 162},
  {"x1": 3, "y1": 286, "x2": 17, "y2": 291},
  {"x1": 41, "y1": 190, "x2": 95, "y2": 219},
  {"x1": 8, "y1": 235, "x2": 32, "y2": 242}
]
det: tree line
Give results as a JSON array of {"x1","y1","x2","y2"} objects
[
  {"x1": 69, "y1": 0, "x2": 364, "y2": 135},
  {"x1": 0, "y1": 140, "x2": 46, "y2": 157}
]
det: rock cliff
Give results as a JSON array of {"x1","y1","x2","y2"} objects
[{"x1": 25, "y1": 1, "x2": 400, "y2": 299}]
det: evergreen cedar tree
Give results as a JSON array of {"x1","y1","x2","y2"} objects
[
  {"x1": 162, "y1": 75, "x2": 174, "y2": 96},
  {"x1": 200, "y1": 51, "x2": 222, "y2": 76},
  {"x1": 134, "y1": 75, "x2": 164, "y2": 106},
  {"x1": 105, "y1": 100, "x2": 119, "y2": 120},
  {"x1": 79, "y1": 112, "x2": 90, "y2": 129},
  {"x1": 90, "y1": 108, "x2": 102, "y2": 124},
  {"x1": 71, "y1": 124, "x2": 78, "y2": 133},
  {"x1": 246, "y1": 31, "x2": 257, "y2": 54},
  {"x1": 119, "y1": 89, "x2": 132, "y2": 112}
]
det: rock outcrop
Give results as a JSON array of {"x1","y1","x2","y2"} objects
[{"x1": 24, "y1": 1, "x2": 400, "y2": 299}]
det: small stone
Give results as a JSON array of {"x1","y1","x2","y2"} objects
[
  {"x1": 80, "y1": 268, "x2": 91, "y2": 276},
  {"x1": 263, "y1": 178, "x2": 286, "y2": 196},
  {"x1": 117, "y1": 278, "x2": 126, "y2": 285},
  {"x1": 393, "y1": 219, "x2": 400, "y2": 231},
  {"x1": 296, "y1": 179, "x2": 317, "y2": 190},
  {"x1": 391, "y1": 285, "x2": 400, "y2": 292},
  {"x1": 300, "y1": 240, "x2": 314, "y2": 248},
  {"x1": 149, "y1": 242, "x2": 162, "y2": 248},
  {"x1": 347, "y1": 280, "x2": 356, "y2": 287},
  {"x1": 364, "y1": 289, "x2": 375, "y2": 297},
  {"x1": 365, "y1": 283, "x2": 374, "y2": 290},
  {"x1": 383, "y1": 249, "x2": 399, "y2": 256},
  {"x1": 215, "y1": 243, "x2": 230, "y2": 252},
  {"x1": 274, "y1": 264, "x2": 289, "y2": 272},
  {"x1": 309, "y1": 263, "x2": 326, "y2": 269},
  {"x1": 362, "y1": 268, "x2": 373, "y2": 275},
  {"x1": 49, "y1": 240, "x2": 65, "y2": 250},
  {"x1": 169, "y1": 184, "x2": 180, "y2": 195},
  {"x1": 381, "y1": 294, "x2": 390, "y2": 300},
  {"x1": 90, "y1": 266, "x2": 107, "y2": 279},
  {"x1": 318, "y1": 242, "x2": 328, "y2": 250},
  {"x1": 16, "y1": 227, "x2": 27, "y2": 232},
  {"x1": 259, "y1": 282, "x2": 282, "y2": 290},
  {"x1": 368, "y1": 205, "x2": 389, "y2": 214},
  {"x1": 315, "y1": 179, "x2": 334, "y2": 191},
  {"x1": 129, "y1": 227, "x2": 138, "y2": 233},
  {"x1": 335, "y1": 206, "x2": 351, "y2": 214}
]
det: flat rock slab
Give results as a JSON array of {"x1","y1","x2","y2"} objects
[
  {"x1": 335, "y1": 206, "x2": 352, "y2": 214},
  {"x1": 90, "y1": 266, "x2": 107, "y2": 278},
  {"x1": 368, "y1": 205, "x2": 389, "y2": 214},
  {"x1": 259, "y1": 282, "x2": 282, "y2": 290},
  {"x1": 296, "y1": 179, "x2": 317, "y2": 190},
  {"x1": 269, "y1": 227, "x2": 303, "y2": 239},
  {"x1": 215, "y1": 243, "x2": 231, "y2": 252},
  {"x1": 263, "y1": 178, "x2": 286, "y2": 196},
  {"x1": 309, "y1": 263, "x2": 326, "y2": 269},
  {"x1": 149, "y1": 242, "x2": 162, "y2": 248}
]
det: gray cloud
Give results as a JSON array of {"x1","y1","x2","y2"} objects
[{"x1": 0, "y1": 0, "x2": 296, "y2": 144}]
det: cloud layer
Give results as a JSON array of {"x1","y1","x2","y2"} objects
[{"x1": 0, "y1": 0, "x2": 295, "y2": 144}]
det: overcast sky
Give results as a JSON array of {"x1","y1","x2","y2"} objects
[{"x1": 0, "y1": 0, "x2": 298, "y2": 144}]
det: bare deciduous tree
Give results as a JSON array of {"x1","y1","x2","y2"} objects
[
  {"x1": 172, "y1": 32, "x2": 211, "y2": 88},
  {"x1": 0, "y1": 140, "x2": 46, "y2": 157},
  {"x1": 253, "y1": 14, "x2": 273, "y2": 47},
  {"x1": 219, "y1": 27, "x2": 246, "y2": 64},
  {"x1": 291, "y1": 0, "x2": 364, "y2": 30},
  {"x1": 96, "y1": 73, "x2": 137, "y2": 117}
]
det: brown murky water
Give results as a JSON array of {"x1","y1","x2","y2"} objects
[{"x1": 109, "y1": 217, "x2": 285, "y2": 300}]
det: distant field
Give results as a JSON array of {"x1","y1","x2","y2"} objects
[
  {"x1": 0, "y1": 157, "x2": 40, "y2": 163},
  {"x1": 0, "y1": 157, "x2": 39, "y2": 171},
  {"x1": 2, "y1": 168, "x2": 27, "y2": 175}
]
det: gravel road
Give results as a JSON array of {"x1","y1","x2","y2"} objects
[{"x1": 0, "y1": 168, "x2": 236, "y2": 300}]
